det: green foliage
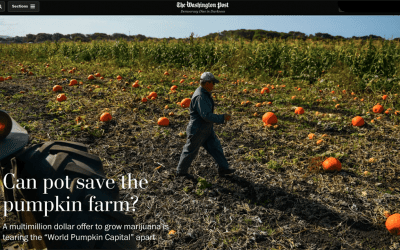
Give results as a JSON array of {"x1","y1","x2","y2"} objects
[
  {"x1": 195, "y1": 189, "x2": 204, "y2": 196},
  {"x1": 197, "y1": 177, "x2": 211, "y2": 190},
  {"x1": 1, "y1": 38, "x2": 400, "y2": 92},
  {"x1": 267, "y1": 160, "x2": 282, "y2": 170}
]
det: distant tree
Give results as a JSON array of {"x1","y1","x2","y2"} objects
[
  {"x1": 71, "y1": 33, "x2": 86, "y2": 41},
  {"x1": 35, "y1": 33, "x2": 52, "y2": 43},
  {"x1": 52, "y1": 33, "x2": 63, "y2": 42},
  {"x1": 74, "y1": 36, "x2": 83, "y2": 42},
  {"x1": 112, "y1": 33, "x2": 128, "y2": 40}
]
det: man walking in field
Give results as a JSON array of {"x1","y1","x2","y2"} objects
[{"x1": 176, "y1": 72, "x2": 236, "y2": 178}]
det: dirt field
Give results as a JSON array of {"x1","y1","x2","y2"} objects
[{"x1": 1, "y1": 71, "x2": 400, "y2": 250}]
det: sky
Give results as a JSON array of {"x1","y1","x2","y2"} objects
[{"x1": 1, "y1": 16, "x2": 400, "y2": 40}]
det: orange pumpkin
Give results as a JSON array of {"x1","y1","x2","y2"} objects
[
  {"x1": 181, "y1": 98, "x2": 191, "y2": 108},
  {"x1": 171, "y1": 85, "x2": 178, "y2": 90},
  {"x1": 352, "y1": 116, "x2": 365, "y2": 127},
  {"x1": 69, "y1": 79, "x2": 78, "y2": 86},
  {"x1": 322, "y1": 157, "x2": 342, "y2": 172},
  {"x1": 57, "y1": 94, "x2": 67, "y2": 102},
  {"x1": 100, "y1": 112, "x2": 112, "y2": 122},
  {"x1": 295, "y1": 107, "x2": 304, "y2": 115},
  {"x1": 308, "y1": 133, "x2": 315, "y2": 139},
  {"x1": 157, "y1": 117, "x2": 169, "y2": 126},
  {"x1": 88, "y1": 75, "x2": 94, "y2": 80},
  {"x1": 95, "y1": 73, "x2": 101, "y2": 77},
  {"x1": 53, "y1": 85, "x2": 62, "y2": 92},
  {"x1": 261, "y1": 87, "x2": 270, "y2": 94},
  {"x1": 255, "y1": 103, "x2": 262, "y2": 107},
  {"x1": 386, "y1": 214, "x2": 400, "y2": 235},
  {"x1": 164, "y1": 71, "x2": 169, "y2": 76},
  {"x1": 6, "y1": 76, "x2": 12, "y2": 80},
  {"x1": 132, "y1": 82, "x2": 139, "y2": 88},
  {"x1": 372, "y1": 104, "x2": 384, "y2": 113},
  {"x1": 262, "y1": 112, "x2": 277, "y2": 125},
  {"x1": 147, "y1": 92, "x2": 157, "y2": 99},
  {"x1": 382, "y1": 95, "x2": 388, "y2": 100},
  {"x1": 0, "y1": 77, "x2": 4, "y2": 82},
  {"x1": 117, "y1": 75, "x2": 122, "y2": 80},
  {"x1": 141, "y1": 97, "x2": 148, "y2": 103}
]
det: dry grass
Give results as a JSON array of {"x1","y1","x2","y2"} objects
[{"x1": 1, "y1": 41, "x2": 400, "y2": 249}]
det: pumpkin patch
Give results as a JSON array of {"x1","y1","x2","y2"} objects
[{"x1": 1, "y1": 34, "x2": 400, "y2": 248}]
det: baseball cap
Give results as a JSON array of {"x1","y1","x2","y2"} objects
[{"x1": 200, "y1": 72, "x2": 220, "y2": 83}]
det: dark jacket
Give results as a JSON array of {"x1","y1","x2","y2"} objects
[{"x1": 186, "y1": 86, "x2": 225, "y2": 136}]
